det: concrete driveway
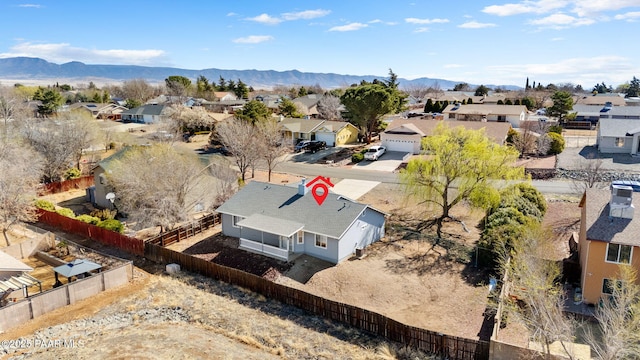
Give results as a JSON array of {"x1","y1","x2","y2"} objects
[
  {"x1": 354, "y1": 151, "x2": 410, "y2": 172},
  {"x1": 330, "y1": 179, "x2": 380, "y2": 200}
]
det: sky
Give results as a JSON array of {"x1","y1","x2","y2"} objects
[{"x1": 1, "y1": 0, "x2": 640, "y2": 88}]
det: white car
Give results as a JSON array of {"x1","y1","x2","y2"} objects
[{"x1": 364, "y1": 145, "x2": 386, "y2": 161}]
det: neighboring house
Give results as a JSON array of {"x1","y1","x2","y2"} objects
[
  {"x1": 442, "y1": 104, "x2": 528, "y2": 128},
  {"x1": 292, "y1": 94, "x2": 321, "y2": 118},
  {"x1": 147, "y1": 95, "x2": 196, "y2": 107},
  {"x1": 578, "y1": 187, "x2": 640, "y2": 304},
  {"x1": 91, "y1": 147, "x2": 132, "y2": 209},
  {"x1": 202, "y1": 99, "x2": 247, "y2": 114},
  {"x1": 572, "y1": 104, "x2": 640, "y2": 125},
  {"x1": 120, "y1": 104, "x2": 168, "y2": 124},
  {"x1": 313, "y1": 121, "x2": 359, "y2": 146},
  {"x1": 596, "y1": 118, "x2": 640, "y2": 155},
  {"x1": 213, "y1": 92, "x2": 238, "y2": 101},
  {"x1": 279, "y1": 118, "x2": 326, "y2": 145},
  {"x1": 423, "y1": 91, "x2": 481, "y2": 105},
  {"x1": 574, "y1": 94, "x2": 626, "y2": 106},
  {"x1": 380, "y1": 119, "x2": 511, "y2": 154},
  {"x1": 216, "y1": 180, "x2": 386, "y2": 263},
  {"x1": 62, "y1": 103, "x2": 127, "y2": 120},
  {"x1": 0, "y1": 251, "x2": 40, "y2": 301}
]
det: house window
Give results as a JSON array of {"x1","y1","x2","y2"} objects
[
  {"x1": 315, "y1": 234, "x2": 327, "y2": 249},
  {"x1": 616, "y1": 137, "x2": 625, "y2": 147},
  {"x1": 297, "y1": 230, "x2": 304, "y2": 244},
  {"x1": 606, "y1": 243, "x2": 632, "y2": 264},
  {"x1": 448, "y1": 113, "x2": 455, "y2": 119},
  {"x1": 602, "y1": 278, "x2": 624, "y2": 295},
  {"x1": 231, "y1": 215, "x2": 243, "y2": 228}
]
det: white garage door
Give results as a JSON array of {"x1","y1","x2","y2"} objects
[
  {"x1": 383, "y1": 139, "x2": 416, "y2": 154},
  {"x1": 315, "y1": 132, "x2": 335, "y2": 146}
]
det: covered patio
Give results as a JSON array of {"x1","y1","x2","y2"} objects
[
  {"x1": 236, "y1": 214, "x2": 303, "y2": 261},
  {"x1": 53, "y1": 259, "x2": 102, "y2": 287}
]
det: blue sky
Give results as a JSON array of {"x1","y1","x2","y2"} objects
[{"x1": 1, "y1": 0, "x2": 640, "y2": 88}]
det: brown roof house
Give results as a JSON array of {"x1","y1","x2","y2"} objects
[
  {"x1": 380, "y1": 119, "x2": 511, "y2": 154},
  {"x1": 442, "y1": 104, "x2": 528, "y2": 128},
  {"x1": 578, "y1": 187, "x2": 640, "y2": 304}
]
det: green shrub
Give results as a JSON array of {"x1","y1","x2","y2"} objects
[
  {"x1": 547, "y1": 132, "x2": 565, "y2": 155},
  {"x1": 76, "y1": 214, "x2": 100, "y2": 225},
  {"x1": 97, "y1": 219, "x2": 124, "y2": 233},
  {"x1": 64, "y1": 167, "x2": 82, "y2": 180},
  {"x1": 90, "y1": 209, "x2": 116, "y2": 220},
  {"x1": 55, "y1": 207, "x2": 76, "y2": 218},
  {"x1": 498, "y1": 183, "x2": 547, "y2": 220},
  {"x1": 34, "y1": 199, "x2": 55, "y2": 211},
  {"x1": 506, "y1": 128, "x2": 519, "y2": 145},
  {"x1": 548, "y1": 125, "x2": 563, "y2": 134},
  {"x1": 194, "y1": 131, "x2": 211, "y2": 135},
  {"x1": 351, "y1": 152, "x2": 364, "y2": 163}
]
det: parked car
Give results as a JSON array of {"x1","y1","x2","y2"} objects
[
  {"x1": 294, "y1": 140, "x2": 311, "y2": 152},
  {"x1": 611, "y1": 180, "x2": 640, "y2": 192},
  {"x1": 364, "y1": 145, "x2": 386, "y2": 161},
  {"x1": 305, "y1": 140, "x2": 326, "y2": 153}
]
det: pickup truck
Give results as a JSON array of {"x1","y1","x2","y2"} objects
[{"x1": 305, "y1": 140, "x2": 326, "y2": 153}]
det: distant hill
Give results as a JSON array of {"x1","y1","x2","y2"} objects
[{"x1": 0, "y1": 57, "x2": 519, "y2": 90}]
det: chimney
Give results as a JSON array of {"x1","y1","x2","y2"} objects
[
  {"x1": 298, "y1": 178, "x2": 308, "y2": 196},
  {"x1": 610, "y1": 184, "x2": 635, "y2": 219}
]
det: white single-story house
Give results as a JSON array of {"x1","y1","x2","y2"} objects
[
  {"x1": 120, "y1": 104, "x2": 168, "y2": 124},
  {"x1": 381, "y1": 119, "x2": 512, "y2": 155},
  {"x1": 597, "y1": 118, "x2": 640, "y2": 154},
  {"x1": 216, "y1": 180, "x2": 386, "y2": 264},
  {"x1": 442, "y1": 104, "x2": 528, "y2": 128}
]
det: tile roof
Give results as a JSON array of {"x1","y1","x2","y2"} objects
[
  {"x1": 584, "y1": 188, "x2": 640, "y2": 246},
  {"x1": 384, "y1": 119, "x2": 511, "y2": 144},
  {"x1": 216, "y1": 181, "x2": 383, "y2": 239}
]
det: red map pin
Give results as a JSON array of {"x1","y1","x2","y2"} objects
[{"x1": 306, "y1": 176, "x2": 334, "y2": 206}]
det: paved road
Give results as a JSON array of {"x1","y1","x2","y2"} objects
[{"x1": 275, "y1": 161, "x2": 578, "y2": 195}]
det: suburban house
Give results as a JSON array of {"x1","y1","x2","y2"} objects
[
  {"x1": 578, "y1": 187, "x2": 640, "y2": 304},
  {"x1": 213, "y1": 92, "x2": 238, "y2": 101},
  {"x1": 216, "y1": 180, "x2": 387, "y2": 263},
  {"x1": 573, "y1": 103, "x2": 640, "y2": 125},
  {"x1": 313, "y1": 121, "x2": 359, "y2": 147},
  {"x1": 596, "y1": 118, "x2": 640, "y2": 155},
  {"x1": 380, "y1": 119, "x2": 512, "y2": 154},
  {"x1": 442, "y1": 104, "x2": 528, "y2": 128},
  {"x1": 292, "y1": 94, "x2": 321, "y2": 118},
  {"x1": 64, "y1": 103, "x2": 128, "y2": 120},
  {"x1": 90, "y1": 147, "x2": 132, "y2": 209},
  {"x1": 279, "y1": 118, "x2": 326, "y2": 145},
  {"x1": 574, "y1": 94, "x2": 626, "y2": 106},
  {"x1": 120, "y1": 104, "x2": 168, "y2": 124}
]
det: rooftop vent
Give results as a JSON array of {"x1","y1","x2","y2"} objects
[
  {"x1": 600, "y1": 102, "x2": 613, "y2": 113},
  {"x1": 610, "y1": 184, "x2": 634, "y2": 219}
]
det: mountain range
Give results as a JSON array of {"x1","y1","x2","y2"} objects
[{"x1": 0, "y1": 57, "x2": 519, "y2": 90}]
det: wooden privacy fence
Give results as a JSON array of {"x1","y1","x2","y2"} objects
[
  {"x1": 146, "y1": 213, "x2": 221, "y2": 246},
  {"x1": 37, "y1": 210, "x2": 144, "y2": 256},
  {"x1": 40, "y1": 176, "x2": 94, "y2": 195},
  {"x1": 145, "y1": 243, "x2": 490, "y2": 360}
]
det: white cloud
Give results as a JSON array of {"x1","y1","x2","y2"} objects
[
  {"x1": 18, "y1": 4, "x2": 42, "y2": 8},
  {"x1": 329, "y1": 23, "x2": 368, "y2": 32},
  {"x1": 443, "y1": 64, "x2": 464, "y2": 69},
  {"x1": 281, "y1": 9, "x2": 330, "y2": 20},
  {"x1": 0, "y1": 42, "x2": 167, "y2": 65},
  {"x1": 458, "y1": 21, "x2": 497, "y2": 28},
  {"x1": 405, "y1": 17, "x2": 449, "y2": 24},
  {"x1": 482, "y1": 0, "x2": 568, "y2": 16},
  {"x1": 615, "y1": 11, "x2": 640, "y2": 20},
  {"x1": 232, "y1": 35, "x2": 274, "y2": 44},
  {"x1": 246, "y1": 13, "x2": 282, "y2": 25},
  {"x1": 572, "y1": 0, "x2": 640, "y2": 17},
  {"x1": 414, "y1": 27, "x2": 429, "y2": 33},
  {"x1": 369, "y1": 19, "x2": 382, "y2": 24},
  {"x1": 529, "y1": 13, "x2": 595, "y2": 28},
  {"x1": 226, "y1": 12, "x2": 238, "y2": 17}
]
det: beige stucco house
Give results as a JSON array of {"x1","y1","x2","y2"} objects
[{"x1": 442, "y1": 104, "x2": 528, "y2": 128}]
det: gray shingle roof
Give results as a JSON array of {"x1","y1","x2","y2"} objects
[
  {"x1": 384, "y1": 119, "x2": 511, "y2": 144},
  {"x1": 584, "y1": 189, "x2": 640, "y2": 246},
  {"x1": 598, "y1": 118, "x2": 640, "y2": 137},
  {"x1": 121, "y1": 104, "x2": 166, "y2": 116},
  {"x1": 216, "y1": 181, "x2": 382, "y2": 238}
]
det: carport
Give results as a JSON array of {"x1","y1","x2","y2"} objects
[{"x1": 53, "y1": 259, "x2": 102, "y2": 286}]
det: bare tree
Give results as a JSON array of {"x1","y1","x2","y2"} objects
[
  {"x1": 317, "y1": 94, "x2": 342, "y2": 120},
  {"x1": 502, "y1": 225, "x2": 577, "y2": 359},
  {"x1": 402, "y1": 83, "x2": 430, "y2": 102},
  {"x1": 0, "y1": 142, "x2": 43, "y2": 246},
  {"x1": 584, "y1": 266, "x2": 640, "y2": 360},
  {"x1": 216, "y1": 119, "x2": 260, "y2": 182},
  {"x1": 0, "y1": 86, "x2": 28, "y2": 140},
  {"x1": 56, "y1": 112, "x2": 103, "y2": 169},
  {"x1": 122, "y1": 79, "x2": 155, "y2": 104},
  {"x1": 256, "y1": 119, "x2": 288, "y2": 182},
  {"x1": 571, "y1": 154, "x2": 605, "y2": 193},
  {"x1": 208, "y1": 159, "x2": 238, "y2": 208},
  {"x1": 165, "y1": 104, "x2": 217, "y2": 132},
  {"x1": 106, "y1": 144, "x2": 210, "y2": 231}
]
